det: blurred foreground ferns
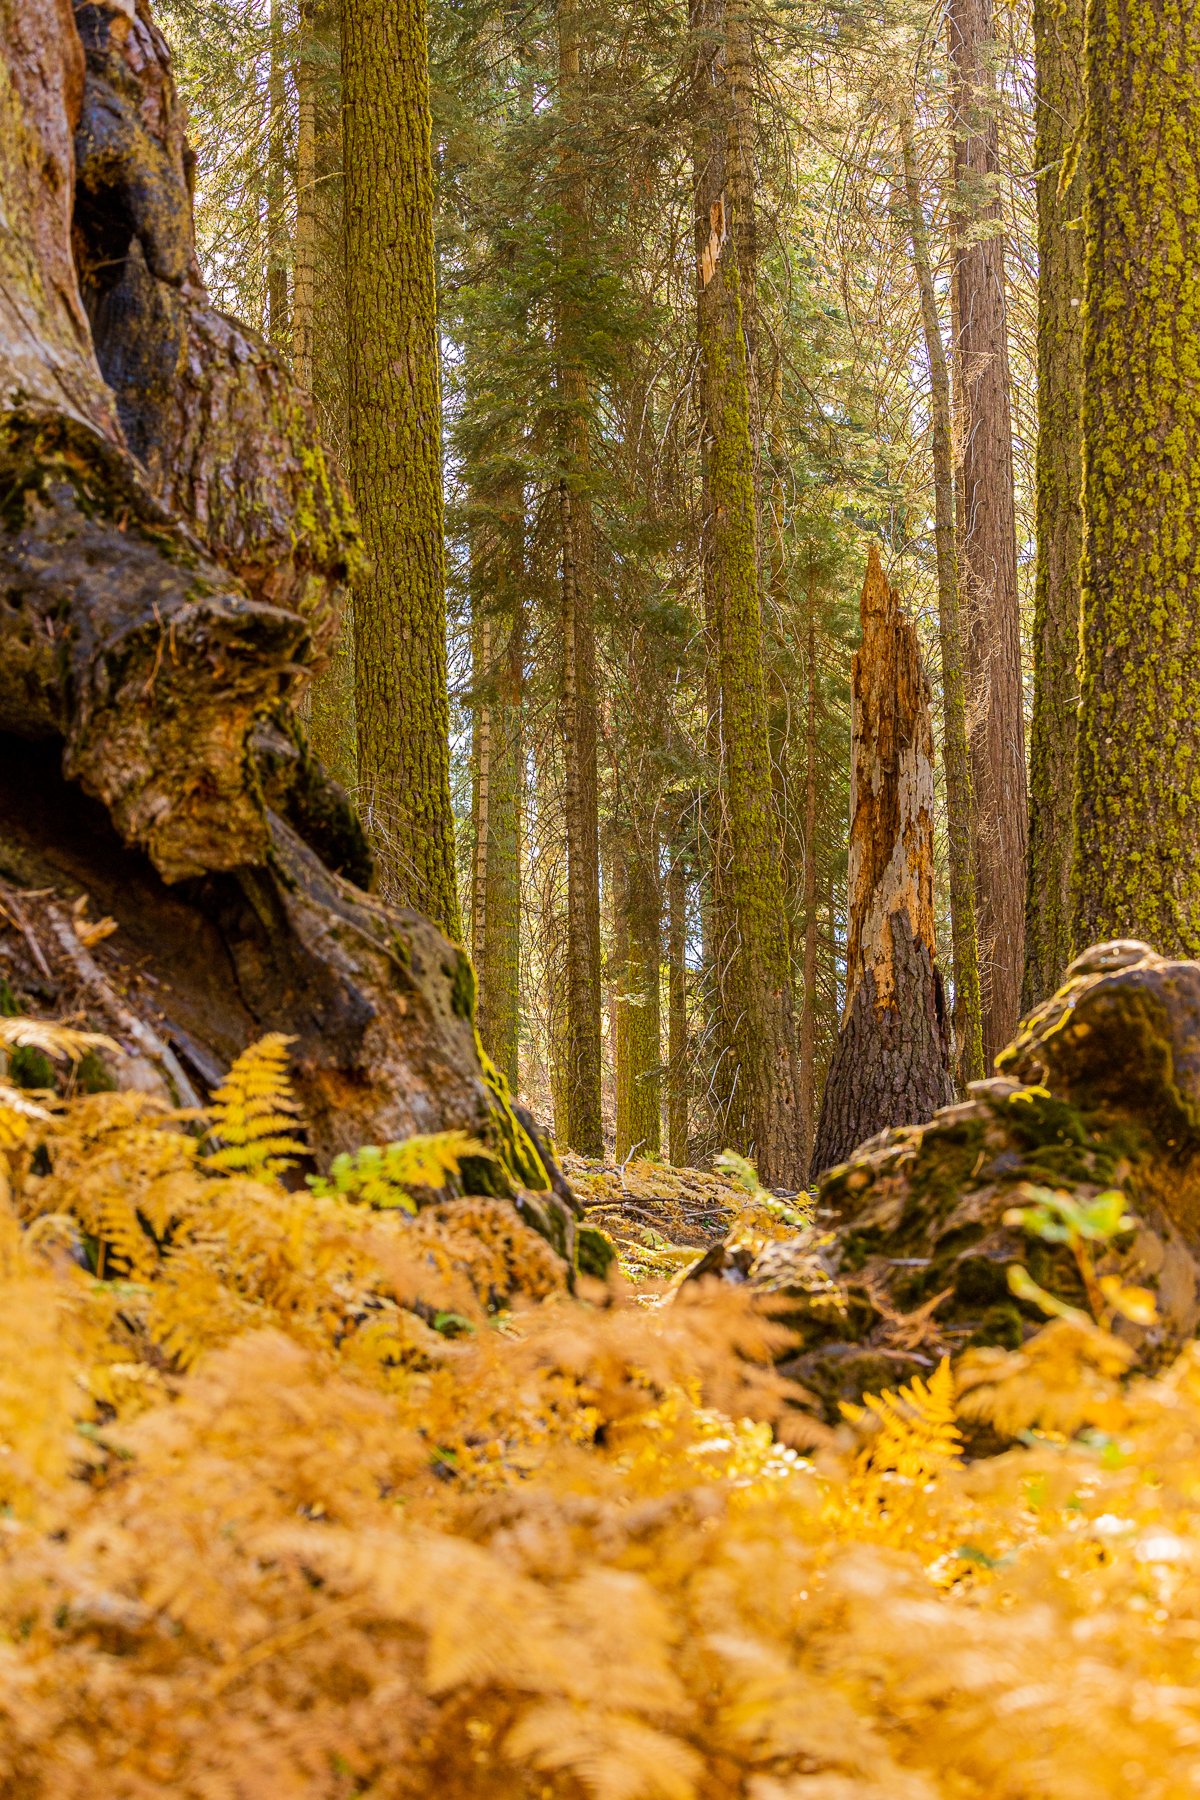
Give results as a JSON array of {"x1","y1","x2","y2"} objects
[{"x1": 0, "y1": 1020, "x2": 1199, "y2": 1795}]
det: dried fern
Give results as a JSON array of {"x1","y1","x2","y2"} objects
[{"x1": 4, "y1": 1012, "x2": 1200, "y2": 1798}]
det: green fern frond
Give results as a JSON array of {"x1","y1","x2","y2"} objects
[
  {"x1": 204, "y1": 1034, "x2": 306, "y2": 1178},
  {"x1": 309, "y1": 1130, "x2": 487, "y2": 1212}
]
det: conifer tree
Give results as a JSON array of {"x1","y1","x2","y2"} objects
[
  {"x1": 1072, "y1": 0, "x2": 1200, "y2": 953},
  {"x1": 900, "y1": 108, "x2": 984, "y2": 1085},
  {"x1": 948, "y1": 0, "x2": 1026, "y2": 1063},
  {"x1": 1023, "y1": 0, "x2": 1084, "y2": 1004},
  {"x1": 468, "y1": 481, "x2": 524, "y2": 1093},
  {"x1": 691, "y1": 0, "x2": 803, "y2": 1187},
  {"x1": 554, "y1": 0, "x2": 604, "y2": 1154},
  {"x1": 342, "y1": 0, "x2": 460, "y2": 935}
]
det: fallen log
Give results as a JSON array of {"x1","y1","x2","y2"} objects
[{"x1": 0, "y1": 0, "x2": 597, "y2": 1270}]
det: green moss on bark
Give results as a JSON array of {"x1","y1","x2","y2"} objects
[
  {"x1": 1072, "y1": 0, "x2": 1200, "y2": 954},
  {"x1": 1024, "y1": 0, "x2": 1085, "y2": 1007},
  {"x1": 342, "y1": 0, "x2": 460, "y2": 939}
]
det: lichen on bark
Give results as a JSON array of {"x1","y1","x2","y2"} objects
[
  {"x1": 1071, "y1": 0, "x2": 1200, "y2": 955},
  {"x1": 1023, "y1": 0, "x2": 1085, "y2": 1008},
  {"x1": 341, "y1": 0, "x2": 460, "y2": 938}
]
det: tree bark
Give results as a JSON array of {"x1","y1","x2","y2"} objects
[
  {"x1": 948, "y1": 0, "x2": 1027, "y2": 1066},
  {"x1": 341, "y1": 0, "x2": 460, "y2": 936},
  {"x1": 691, "y1": 0, "x2": 803, "y2": 1188},
  {"x1": 267, "y1": 0, "x2": 289, "y2": 349},
  {"x1": 667, "y1": 848, "x2": 689, "y2": 1165},
  {"x1": 800, "y1": 573, "x2": 819, "y2": 1176},
  {"x1": 555, "y1": 0, "x2": 604, "y2": 1156},
  {"x1": 1072, "y1": 0, "x2": 1200, "y2": 953},
  {"x1": 470, "y1": 584, "x2": 523, "y2": 1097},
  {"x1": 292, "y1": 0, "x2": 318, "y2": 394},
  {"x1": 812, "y1": 547, "x2": 955, "y2": 1176},
  {"x1": 899, "y1": 110, "x2": 984, "y2": 1087},
  {"x1": 1023, "y1": 0, "x2": 1084, "y2": 1004},
  {"x1": 617, "y1": 820, "x2": 662, "y2": 1160},
  {"x1": 293, "y1": 0, "x2": 356, "y2": 795}
]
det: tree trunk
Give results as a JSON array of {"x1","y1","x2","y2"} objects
[
  {"x1": 292, "y1": 0, "x2": 317, "y2": 394},
  {"x1": 342, "y1": 0, "x2": 460, "y2": 936},
  {"x1": 800, "y1": 572, "x2": 819, "y2": 1176},
  {"x1": 555, "y1": 0, "x2": 604, "y2": 1155},
  {"x1": 1023, "y1": 0, "x2": 1085, "y2": 1005},
  {"x1": 948, "y1": 0, "x2": 1027, "y2": 1066},
  {"x1": 690, "y1": 0, "x2": 803, "y2": 1188},
  {"x1": 471, "y1": 606, "x2": 493, "y2": 986},
  {"x1": 471, "y1": 590, "x2": 523, "y2": 1096},
  {"x1": 295, "y1": 0, "x2": 356, "y2": 795},
  {"x1": 812, "y1": 547, "x2": 955, "y2": 1176},
  {"x1": 899, "y1": 110, "x2": 984, "y2": 1087},
  {"x1": 618, "y1": 823, "x2": 662, "y2": 1160},
  {"x1": 667, "y1": 848, "x2": 689, "y2": 1166},
  {"x1": 0, "y1": 0, "x2": 578, "y2": 1248},
  {"x1": 267, "y1": 0, "x2": 289, "y2": 349},
  {"x1": 1072, "y1": 0, "x2": 1200, "y2": 953}
]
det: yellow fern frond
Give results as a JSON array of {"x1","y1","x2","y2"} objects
[
  {"x1": 0, "y1": 1018, "x2": 116, "y2": 1062},
  {"x1": 0, "y1": 1081, "x2": 51, "y2": 1152},
  {"x1": 830, "y1": 1359, "x2": 962, "y2": 1548},
  {"x1": 204, "y1": 1033, "x2": 306, "y2": 1177},
  {"x1": 505, "y1": 1702, "x2": 701, "y2": 1800},
  {"x1": 845, "y1": 1358, "x2": 962, "y2": 1481}
]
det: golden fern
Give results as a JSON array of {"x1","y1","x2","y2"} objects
[
  {"x1": 204, "y1": 1032, "x2": 306, "y2": 1177},
  {"x1": 831, "y1": 1359, "x2": 962, "y2": 1547},
  {"x1": 0, "y1": 1082, "x2": 51, "y2": 1153},
  {"x1": 0, "y1": 1017, "x2": 115, "y2": 1155},
  {"x1": 844, "y1": 1357, "x2": 962, "y2": 1474}
]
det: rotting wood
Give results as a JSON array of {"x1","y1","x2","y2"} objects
[
  {"x1": 811, "y1": 545, "x2": 954, "y2": 1176},
  {"x1": 0, "y1": 0, "x2": 595, "y2": 1269}
]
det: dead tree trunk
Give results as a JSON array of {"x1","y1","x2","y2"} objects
[
  {"x1": 812, "y1": 547, "x2": 955, "y2": 1175},
  {"x1": 0, "y1": 0, "x2": 581, "y2": 1256}
]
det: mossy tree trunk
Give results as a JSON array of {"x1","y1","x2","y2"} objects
[
  {"x1": 292, "y1": 0, "x2": 317, "y2": 395},
  {"x1": 691, "y1": 0, "x2": 803, "y2": 1189},
  {"x1": 1072, "y1": 0, "x2": 1200, "y2": 952},
  {"x1": 667, "y1": 846, "x2": 689, "y2": 1165},
  {"x1": 800, "y1": 573, "x2": 819, "y2": 1175},
  {"x1": 555, "y1": 0, "x2": 604, "y2": 1155},
  {"x1": 949, "y1": 0, "x2": 1027, "y2": 1065},
  {"x1": 1023, "y1": 0, "x2": 1085, "y2": 1008},
  {"x1": 616, "y1": 815, "x2": 662, "y2": 1161},
  {"x1": 267, "y1": 0, "x2": 289, "y2": 348},
  {"x1": 0, "y1": 0, "x2": 577, "y2": 1230},
  {"x1": 341, "y1": 0, "x2": 460, "y2": 936},
  {"x1": 900, "y1": 110, "x2": 984, "y2": 1087},
  {"x1": 298, "y1": 0, "x2": 357, "y2": 796},
  {"x1": 470, "y1": 552, "x2": 523, "y2": 1096}
]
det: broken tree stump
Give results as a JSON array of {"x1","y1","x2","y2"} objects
[{"x1": 811, "y1": 545, "x2": 954, "y2": 1176}]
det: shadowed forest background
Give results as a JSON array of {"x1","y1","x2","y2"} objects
[{"x1": 157, "y1": 0, "x2": 1049, "y2": 1186}]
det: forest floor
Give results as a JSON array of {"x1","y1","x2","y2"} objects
[{"x1": 563, "y1": 1154, "x2": 741, "y2": 1280}]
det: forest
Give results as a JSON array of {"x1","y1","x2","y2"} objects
[{"x1": 0, "y1": 0, "x2": 1199, "y2": 1790}]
